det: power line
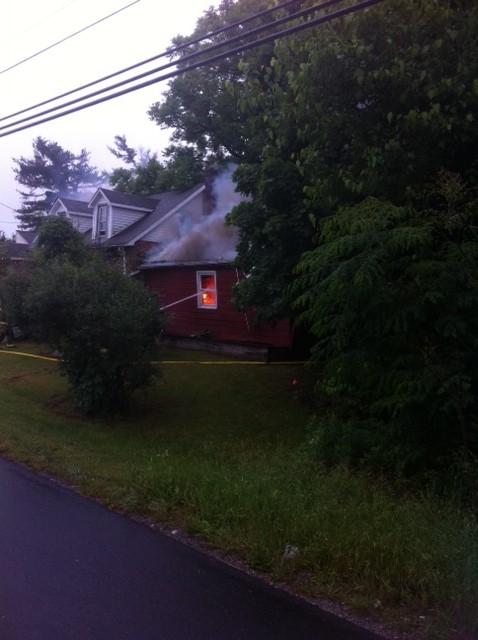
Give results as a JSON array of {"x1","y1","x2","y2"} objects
[
  {"x1": 13, "y1": 0, "x2": 82, "y2": 40},
  {"x1": 0, "y1": 201, "x2": 16, "y2": 212},
  {"x1": 0, "y1": 0, "x2": 306, "y2": 124},
  {"x1": 0, "y1": 0, "x2": 142, "y2": 76},
  {"x1": 0, "y1": 0, "x2": 381, "y2": 136},
  {"x1": 0, "y1": 0, "x2": 345, "y2": 133},
  {"x1": 0, "y1": 0, "x2": 384, "y2": 139}
]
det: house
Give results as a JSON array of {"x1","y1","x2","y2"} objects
[
  {"x1": 14, "y1": 229, "x2": 38, "y2": 246},
  {"x1": 87, "y1": 184, "x2": 210, "y2": 274},
  {"x1": 140, "y1": 261, "x2": 292, "y2": 356},
  {"x1": 0, "y1": 241, "x2": 30, "y2": 276},
  {"x1": 43, "y1": 172, "x2": 294, "y2": 355},
  {"x1": 48, "y1": 197, "x2": 93, "y2": 234},
  {"x1": 47, "y1": 184, "x2": 210, "y2": 273}
]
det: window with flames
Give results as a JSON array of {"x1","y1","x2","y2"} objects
[{"x1": 196, "y1": 271, "x2": 217, "y2": 309}]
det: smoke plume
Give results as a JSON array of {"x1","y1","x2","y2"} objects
[{"x1": 147, "y1": 164, "x2": 243, "y2": 263}]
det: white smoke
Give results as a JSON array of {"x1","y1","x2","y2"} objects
[{"x1": 147, "y1": 164, "x2": 244, "y2": 263}]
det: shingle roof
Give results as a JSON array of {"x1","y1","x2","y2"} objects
[
  {"x1": 58, "y1": 197, "x2": 91, "y2": 214},
  {"x1": 98, "y1": 188, "x2": 158, "y2": 210},
  {"x1": 104, "y1": 183, "x2": 205, "y2": 247},
  {"x1": 1, "y1": 242, "x2": 31, "y2": 260}
]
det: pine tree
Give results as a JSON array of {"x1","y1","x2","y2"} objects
[{"x1": 13, "y1": 137, "x2": 103, "y2": 229}]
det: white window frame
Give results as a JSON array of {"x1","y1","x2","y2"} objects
[
  {"x1": 196, "y1": 271, "x2": 218, "y2": 309},
  {"x1": 96, "y1": 204, "x2": 108, "y2": 238}
]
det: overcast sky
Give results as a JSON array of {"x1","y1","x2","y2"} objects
[{"x1": 0, "y1": 0, "x2": 218, "y2": 235}]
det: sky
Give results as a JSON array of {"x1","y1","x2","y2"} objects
[{"x1": 0, "y1": 0, "x2": 218, "y2": 236}]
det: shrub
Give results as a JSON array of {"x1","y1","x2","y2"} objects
[
  {"x1": 294, "y1": 175, "x2": 478, "y2": 475},
  {"x1": 0, "y1": 266, "x2": 33, "y2": 331},
  {"x1": 26, "y1": 257, "x2": 161, "y2": 415},
  {"x1": 36, "y1": 217, "x2": 89, "y2": 264}
]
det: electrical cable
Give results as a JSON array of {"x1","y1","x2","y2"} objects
[
  {"x1": 0, "y1": 0, "x2": 384, "y2": 139},
  {"x1": 0, "y1": 0, "x2": 142, "y2": 76},
  {"x1": 0, "y1": 201, "x2": 17, "y2": 212},
  {"x1": 0, "y1": 0, "x2": 348, "y2": 132},
  {"x1": 13, "y1": 0, "x2": 82, "y2": 40},
  {"x1": 0, "y1": 0, "x2": 306, "y2": 124}
]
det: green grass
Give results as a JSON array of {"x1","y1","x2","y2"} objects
[{"x1": 0, "y1": 346, "x2": 477, "y2": 638}]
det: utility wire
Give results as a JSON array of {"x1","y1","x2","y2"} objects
[
  {"x1": 13, "y1": 0, "x2": 82, "y2": 40},
  {"x1": 0, "y1": 0, "x2": 345, "y2": 132},
  {"x1": 0, "y1": 0, "x2": 142, "y2": 76},
  {"x1": 0, "y1": 0, "x2": 384, "y2": 139},
  {"x1": 0, "y1": 0, "x2": 305, "y2": 124},
  {"x1": 0, "y1": 201, "x2": 16, "y2": 212}
]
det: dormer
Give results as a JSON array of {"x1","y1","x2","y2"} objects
[
  {"x1": 48, "y1": 197, "x2": 93, "y2": 234},
  {"x1": 89, "y1": 190, "x2": 111, "y2": 242},
  {"x1": 88, "y1": 188, "x2": 157, "y2": 242}
]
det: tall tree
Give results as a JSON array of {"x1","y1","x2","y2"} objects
[
  {"x1": 148, "y1": 0, "x2": 478, "y2": 320},
  {"x1": 108, "y1": 136, "x2": 204, "y2": 194},
  {"x1": 294, "y1": 176, "x2": 478, "y2": 474},
  {"x1": 13, "y1": 137, "x2": 103, "y2": 229},
  {"x1": 147, "y1": 0, "x2": 290, "y2": 162}
]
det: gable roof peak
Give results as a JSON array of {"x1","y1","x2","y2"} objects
[{"x1": 89, "y1": 187, "x2": 158, "y2": 211}]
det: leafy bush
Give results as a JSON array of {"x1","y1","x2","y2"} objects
[
  {"x1": 36, "y1": 216, "x2": 89, "y2": 264},
  {"x1": 295, "y1": 175, "x2": 478, "y2": 475},
  {"x1": 0, "y1": 266, "x2": 33, "y2": 331},
  {"x1": 1, "y1": 218, "x2": 162, "y2": 415},
  {"x1": 26, "y1": 257, "x2": 161, "y2": 415}
]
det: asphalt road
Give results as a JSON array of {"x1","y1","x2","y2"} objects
[{"x1": 0, "y1": 457, "x2": 384, "y2": 640}]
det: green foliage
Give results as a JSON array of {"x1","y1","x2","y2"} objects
[
  {"x1": 0, "y1": 221, "x2": 161, "y2": 415},
  {"x1": 0, "y1": 267, "x2": 33, "y2": 329},
  {"x1": 25, "y1": 257, "x2": 161, "y2": 415},
  {"x1": 148, "y1": 0, "x2": 278, "y2": 160},
  {"x1": 108, "y1": 136, "x2": 204, "y2": 194},
  {"x1": 152, "y1": 0, "x2": 478, "y2": 319},
  {"x1": 0, "y1": 351, "x2": 476, "y2": 636},
  {"x1": 13, "y1": 137, "x2": 103, "y2": 230},
  {"x1": 230, "y1": 159, "x2": 313, "y2": 319},
  {"x1": 294, "y1": 176, "x2": 478, "y2": 474},
  {"x1": 0, "y1": 235, "x2": 7, "y2": 271},
  {"x1": 36, "y1": 217, "x2": 89, "y2": 265}
]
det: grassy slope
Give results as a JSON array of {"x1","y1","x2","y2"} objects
[{"x1": 0, "y1": 347, "x2": 476, "y2": 638}]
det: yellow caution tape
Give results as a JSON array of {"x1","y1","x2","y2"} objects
[
  {"x1": 0, "y1": 349, "x2": 303, "y2": 366},
  {"x1": 0, "y1": 349, "x2": 58, "y2": 363},
  {"x1": 153, "y1": 361, "x2": 305, "y2": 365}
]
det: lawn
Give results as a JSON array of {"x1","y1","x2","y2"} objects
[{"x1": 0, "y1": 346, "x2": 476, "y2": 639}]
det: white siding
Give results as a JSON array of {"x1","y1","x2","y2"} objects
[
  {"x1": 92, "y1": 197, "x2": 109, "y2": 240},
  {"x1": 111, "y1": 205, "x2": 145, "y2": 236},
  {"x1": 14, "y1": 232, "x2": 29, "y2": 244},
  {"x1": 69, "y1": 214, "x2": 92, "y2": 234}
]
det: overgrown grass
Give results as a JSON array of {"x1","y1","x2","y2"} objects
[{"x1": 0, "y1": 347, "x2": 476, "y2": 638}]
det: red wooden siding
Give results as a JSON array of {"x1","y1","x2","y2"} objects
[{"x1": 142, "y1": 265, "x2": 292, "y2": 348}]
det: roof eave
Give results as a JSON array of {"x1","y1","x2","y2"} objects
[
  {"x1": 139, "y1": 259, "x2": 234, "y2": 270},
  {"x1": 128, "y1": 184, "x2": 206, "y2": 246}
]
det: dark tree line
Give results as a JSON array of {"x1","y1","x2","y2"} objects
[
  {"x1": 148, "y1": 0, "x2": 478, "y2": 475},
  {"x1": 10, "y1": 0, "x2": 478, "y2": 475}
]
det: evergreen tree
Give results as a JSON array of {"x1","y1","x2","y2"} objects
[{"x1": 13, "y1": 137, "x2": 103, "y2": 230}]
